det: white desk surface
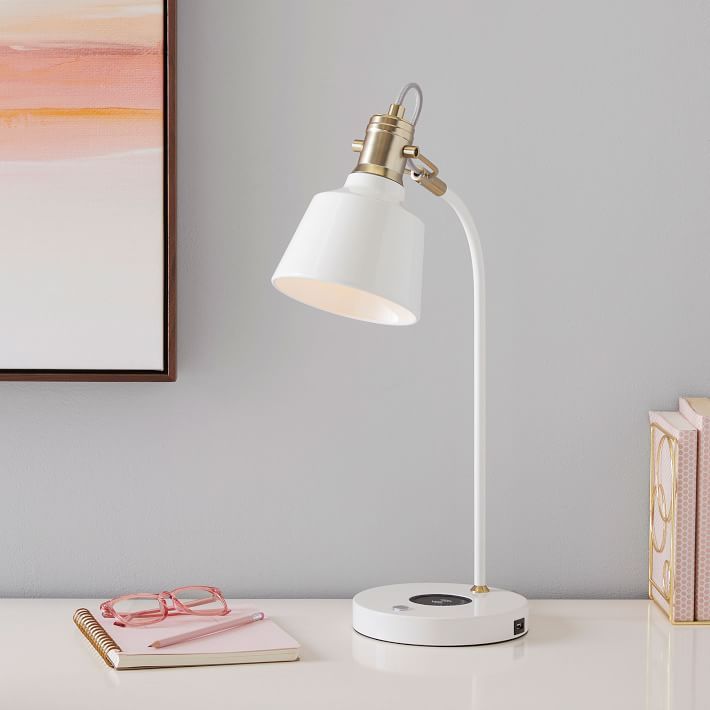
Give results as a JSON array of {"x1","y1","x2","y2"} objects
[{"x1": 1, "y1": 598, "x2": 708, "y2": 709}]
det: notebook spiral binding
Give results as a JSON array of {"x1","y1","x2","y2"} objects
[{"x1": 73, "y1": 608, "x2": 121, "y2": 667}]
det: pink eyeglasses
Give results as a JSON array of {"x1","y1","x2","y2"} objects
[{"x1": 100, "y1": 585, "x2": 230, "y2": 627}]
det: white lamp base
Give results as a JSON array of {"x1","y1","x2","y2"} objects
[{"x1": 352, "y1": 583, "x2": 528, "y2": 646}]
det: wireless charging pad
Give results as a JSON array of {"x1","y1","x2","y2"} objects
[{"x1": 352, "y1": 583, "x2": 528, "y2": 646}]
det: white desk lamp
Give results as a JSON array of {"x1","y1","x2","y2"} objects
[{"x1": 272, "y1": 83, "x2": 528, "y2": 646}]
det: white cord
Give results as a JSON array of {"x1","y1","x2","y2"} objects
[
  {"x1": 395, "y1": 82, "x2": 424, "y2": 172},
  {"x1": 395, "y1": 82, "x2": 423, "y2": 125}
]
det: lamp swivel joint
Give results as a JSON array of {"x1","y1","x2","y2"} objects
[
  {"x1": 351, "y1": 101, "x2": 446, "y2": 196},
  {"x1": 351, "y1": 103, "x2": 415, "y2": 185}
]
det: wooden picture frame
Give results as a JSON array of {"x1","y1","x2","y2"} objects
[{"x1": 0, "y1": 0, "x2": 176, "y2": 382}]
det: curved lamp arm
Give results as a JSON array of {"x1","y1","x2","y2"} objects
[
  {"x1": 441, "y1": 188, "x2": 488, "y2": 593},
  {"x1": 409, "y1": 146, "x2": 487, "y2": 592}
]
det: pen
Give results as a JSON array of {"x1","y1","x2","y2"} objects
[{"x1": 148, "y1": 611, "x2": 265, "y2": 649}]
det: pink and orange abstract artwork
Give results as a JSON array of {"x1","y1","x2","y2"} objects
[{"x1": 0, "y1": 0, "x2": 174, "y2": 379}]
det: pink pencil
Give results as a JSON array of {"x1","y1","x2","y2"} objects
[{"x1": 148, "y1": 611, "x2": 265, "y2": 649}]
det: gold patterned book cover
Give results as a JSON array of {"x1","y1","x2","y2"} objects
[
  {"x1": 648, "y1": 411, "x2": 697, "y2": 622},
  {"x1": 679, "y1": 397, "x2": 710, "y2": 621}
]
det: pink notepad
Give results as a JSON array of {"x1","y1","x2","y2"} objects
[{"x1": 74, "y1": 607, "x2": 300, "y2": 669}]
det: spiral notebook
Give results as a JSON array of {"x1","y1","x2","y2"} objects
[{"x1": 73, "y1": 607, "x2": 300, "y2": 669}]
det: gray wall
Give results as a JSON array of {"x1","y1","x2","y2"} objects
[{"x1": 2, "y1": 0, "x2": 709, "y2": 598}]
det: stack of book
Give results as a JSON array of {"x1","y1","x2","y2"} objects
[{"x1": 649, "y1": 397, "x2": 710, "y2": 624}]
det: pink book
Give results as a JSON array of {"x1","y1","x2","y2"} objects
[
  {"x1": 648, "y1": 411, "x2": 697, "y2": 622},
  {"x1": 679, "y1": 397, "x2": 710, "y2": 620},
  {"x1": 74, "y1": 606, "x2": 300, "y2": 669}
]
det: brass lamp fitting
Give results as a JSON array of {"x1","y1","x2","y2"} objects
[
  {"x1": 351, "y1": 101, "x2": 447, "y2": 196},
  {"x1": 351, "y1": 103, "x2": 416, "y2": 185}
]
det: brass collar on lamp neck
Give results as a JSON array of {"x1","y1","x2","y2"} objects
[
  {"x1": 351, "y1": 103, "x2": 415, "y2": 185},
  {"x1": 351, "y1": 102, "x2": 447, "y2": 196}
]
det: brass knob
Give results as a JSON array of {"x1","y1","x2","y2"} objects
[
  {"x1": 403, "y1": 145, "x2": 419, "y2": 159},
  {"x1": 352, "y1": 139, "x2": 364, "y2": 153}
]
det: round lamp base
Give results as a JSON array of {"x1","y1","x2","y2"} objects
[{"x1": 352, "y1": 583, "x2": 528, "y2": 646}]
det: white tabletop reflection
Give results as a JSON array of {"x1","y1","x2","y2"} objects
[
  {"x1": 352, "y1": 599, "x2": 710, "y2": 709},
  {"x1": 1, "y1": 598, "x2": 709, "y2": 709}
]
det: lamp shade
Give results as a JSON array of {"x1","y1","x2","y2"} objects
[{"x1": 272, "y1": 173, "x2": 424, "y2": 325}]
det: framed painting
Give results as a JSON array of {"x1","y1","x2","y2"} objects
[{"x1": 0, "y1": 0, "x2": 176, "y2": 381}]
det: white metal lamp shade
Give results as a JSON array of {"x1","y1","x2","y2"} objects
[{"x1": 272, "y1": 173, "x2": 424, "y2": 325}]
